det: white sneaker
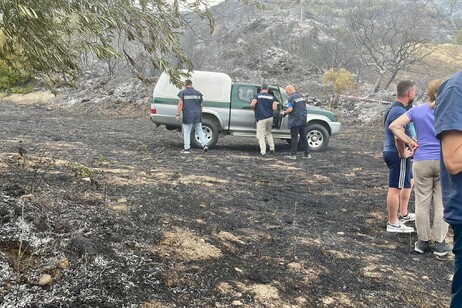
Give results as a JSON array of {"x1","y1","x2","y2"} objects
[
  {"x1": 399, "y1": 213, "x2": 416, "y2": 224},
  {"x1": 386, "y1": 222, "x2": 415, "y2": 233}
]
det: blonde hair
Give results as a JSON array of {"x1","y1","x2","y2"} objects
[{"x1": 427, "y1": 79, "x2": 443, "y2": 109}]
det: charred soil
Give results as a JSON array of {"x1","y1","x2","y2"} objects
[{"x1": 0, "y1": 94, "x2": 453, "y2": 307}]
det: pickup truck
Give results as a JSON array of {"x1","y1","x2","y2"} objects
[{"x1": 150, "y1": 71, "x2": 341, "y2": 152}]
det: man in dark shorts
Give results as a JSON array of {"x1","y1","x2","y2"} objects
[{"x1": 383, "y1": 80, "x2": 416, "y2": 233}]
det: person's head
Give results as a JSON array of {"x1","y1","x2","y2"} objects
[
  {"x1": 427, "y1": 79, "x2": 443, "y2": 109},
  {"x1": 261, "y1": 83, "x2": 269, "y2": 92},
  {"x1": 396, "y1": 80, "x2": 416, "y2": 106},
  {"x1": 185, "y1": 79, "x2": 193, "y2": 88},
  {"x1": 285, "y1": 85, "x2": 296, "y2": 96}
]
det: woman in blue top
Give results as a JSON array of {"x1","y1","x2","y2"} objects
[{"x1": 390, "y1": 79, "x2": 452, "y2": 257}]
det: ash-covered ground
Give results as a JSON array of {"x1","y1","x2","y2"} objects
[{"x1": 0, "y1": 94, "x2": 453, "y2": 307}]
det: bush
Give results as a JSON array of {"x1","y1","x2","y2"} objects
[
  {"x1": 321, "y1": 68, "x2": 357, "y2": 109},
  {"x1": 0, "y1": 61, "x2": 35, "y2": 94},
  {"x1": 455, "y1": 29, "x2": 462, "y2": 44}
]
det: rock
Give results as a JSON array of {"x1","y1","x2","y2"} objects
[
  {"x1": 232, "y1": 300, "x2": 243, "y2": 306},
  {"x1": 38, "y1": 274, "x2": 52, "y2": 286},
  {"x1": 117, "y1": 197, "x2": 128, "y2": 203},
  {"x1": 19, "y1": 194, "x2": 34, "y2": 200},
  {"x1": 57, "y1": 257, "x2": 69, "y2": 269}
]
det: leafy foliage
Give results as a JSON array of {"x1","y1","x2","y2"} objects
[
  {"x1": 0, "y1": 0, "x2": 261, "y2": 90},
  {"x1": 321, "y1": 68, "x2": 357, "y2": 95},
  {"x1": 67, "y1": 162, "x2": 93, "y2": 178},
  {"x1": 0, "y1": 32, "x2": 34, "y2": 93},
  {"x1": 0, "y1": 60, "x2": 34, "y2": 93},
  {"x1": 322, "y1": 68, "x2": 357, "y2": 108}
]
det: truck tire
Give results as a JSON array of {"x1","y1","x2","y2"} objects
[
  {"x1": 305, "y1": 123, "x2": 329, "y2": 152},
  {"x1": 190, "y1": 119, "x2": 219, "y2": 148}
]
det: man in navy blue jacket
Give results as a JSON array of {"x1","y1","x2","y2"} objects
[
  {"x1": 250, "y1": 83, "x2": 278, "y2": 156},
  {"x1": 282, "y1": 85, "x2": 310, "y2": 160},
  {"x1": 176, "y1": 79, "x2": 208, "y2": 154}
]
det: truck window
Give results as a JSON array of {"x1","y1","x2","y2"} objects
[
  {"x1": 238, "y1": 86, "x2": 256, "y2": 103},
  {"x1": 279, "y1": 87, "x2": 290, "y2": 107}
]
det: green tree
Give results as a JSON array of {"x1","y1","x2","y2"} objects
[{"x1": 0, "y1": 0, "x2": 260, "y2": 89}]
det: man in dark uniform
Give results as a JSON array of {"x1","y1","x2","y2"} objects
[
  {"x1": 176, "y1": 79, "x2": 208, "y2": 154},
  {"x1": 250, "y1": 83, "x2": 278, "y2": 156},
  {"x1": 282, "y1": 85, "x2": 310, "y2": 160}
]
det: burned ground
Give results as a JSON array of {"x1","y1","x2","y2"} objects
[{"x1": 0, "y1": 95, "x2": 453, "y2": 307}]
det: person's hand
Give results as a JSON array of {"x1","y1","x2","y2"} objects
[
  {"x1": 175, "y1": 115, "x2": 180, "y2": 122},
  {"x1": 280, "y1": 111, "x2": 285, "y2": 116},
  {"x1": 408, "y1": 140, "x2": 418, "y2": 153},
  {"x1": 402, "y1": 148, "x2": 413, "y2": 158}
]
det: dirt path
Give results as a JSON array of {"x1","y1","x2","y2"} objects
[{"x1": 0, "y1": 97, "x2": 453, "y2": 307}]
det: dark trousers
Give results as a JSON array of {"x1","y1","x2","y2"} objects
[
  {"x1": 290, "y1": 125, "x2": 309, "y2": 155},
  {"x1": 452, "y1": 224, "x2": 462, "y2": 308}
]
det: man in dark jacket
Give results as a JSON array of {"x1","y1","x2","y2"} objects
[
  {"x1": 250, "y1": 83, "x2": 278, "y2": 156},
  {"x1": 176, "y1": 79, "x2": 208, "y2": 154},
  {"x1": 282, "y1": 85, "x2": 310, "y2": 160}
]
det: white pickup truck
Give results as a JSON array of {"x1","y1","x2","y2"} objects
[{"x1": 150, "y1": 70, "x2": 341, "y2": 152}]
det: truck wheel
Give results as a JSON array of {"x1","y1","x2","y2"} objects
[
  {"x1": 305, "y1": 123, "x2": 329, "y2": 152},
  {"x1": 190, "y1": 119, "x2": 219, "y2": 148}
]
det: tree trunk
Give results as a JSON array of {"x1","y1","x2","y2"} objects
[
  {"x1": 383, "y1": 69, "x2": 399, "y2": 91},
  {"x1": 373, "y1": 74, "x2": 383, "y2": 93}
]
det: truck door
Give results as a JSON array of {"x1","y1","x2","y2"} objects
[
  {"x1": 229, "y1": 85, "x2": 258, "y2": 132},
  {"x1": 269, "y1": 89, "x2": 283, "y2": 129}
]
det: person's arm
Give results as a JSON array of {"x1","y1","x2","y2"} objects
[
  {"x1": 389, "y1": 113, "x2": 418, "y2": 152},
  {"x1": 176, "y1": 99, "x2": 183, "y2": 122},
  {"x1": 283, "y1": 106, "x2": 293, "y2": 116},
  {"x1": 395, "y1": 137, "x2": 412, "y2": 158},
  {"x1": 441, "y1": 130, "x2": 462, "y2": 175},
  {"x1": 272, "y1": 101, "x2": 278, "y2": 111},
  {"x1": 250, "y1": 98, "x2": 257, "y2": 109}
]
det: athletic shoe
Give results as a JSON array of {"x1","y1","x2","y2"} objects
[
  {"x1": 432, "y1": 241, "x2": 453, "y2": 257},
  {"x1": 203, "y1": 146, "x2": 208, "y2": 153},
  {"x1": 386, "y1": 222, "x2": 415, "y2": 233},
  {"x1": 414, "y1": 240, "x2": 431, "y2": 254},
  {"x1": 302, "y1": 153, "x2": 311, "y2": 159},
  {"x1": 182, "y1": 148, "x2": 191, "y2": 154},
  {"x1": 399, "y1": 213, "x2": 416, "y2": 224},
  {"x1": 268, "y1": 150, "x2": 275, "y2": 155},
  {"x1": 284, "y1": 155, "x2": 296, "y2": 160}
]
